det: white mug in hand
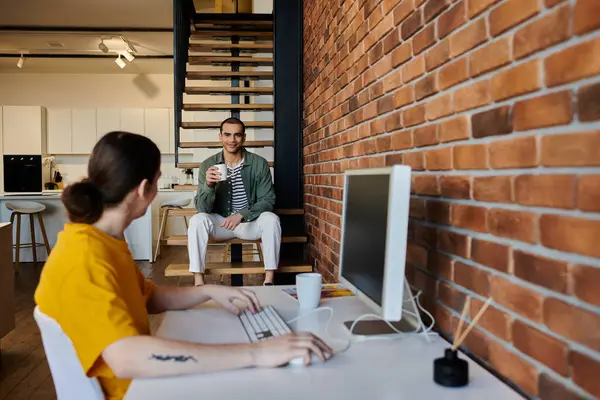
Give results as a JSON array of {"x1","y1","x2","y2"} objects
[
  {"x1": 215, "y1": 164, "x2": 228, "y2": 181},
  {"x1": 296, "y1": 273, "x2": 322, "y2": 309}
]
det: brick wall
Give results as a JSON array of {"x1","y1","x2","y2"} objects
[{"x1": 302, "y1": 0, "x2": 600, "y2": 398}]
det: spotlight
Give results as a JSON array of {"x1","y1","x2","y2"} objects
[
  {"x1": 122, "y1": 50, "x2": 135, "y2": 62},
  {"x1": 17, "y1": 54, "x2": 24, "y2": 69},
  {"x1": 98, "y1": 39, "x2": 109, "y2": 53},
  {"x1": 114, "y1": 54, "x2": 126, "y2": 69}
]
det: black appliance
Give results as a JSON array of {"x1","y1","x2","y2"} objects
[{"x1": 3, "y1": 155, "x2": 42, "y2": 193}]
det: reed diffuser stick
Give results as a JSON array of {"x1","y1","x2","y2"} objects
[
  {"x1": 453, "y1": 296, "x2": 471, "y2": 348},
  {"x1": 452, "y1": 297, "x2": 493, "y2": 351}
]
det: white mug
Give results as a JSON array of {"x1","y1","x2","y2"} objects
[
  {"x1": 296, "y1": 273, "x2": 322, "y2": 309},
  {"x1": 215, "y1": 164, "x2": 228, "y2": 181}
]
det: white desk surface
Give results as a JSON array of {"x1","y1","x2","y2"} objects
[{"x1": 126, "y1": 286, "x2": 522, "y2": 400}]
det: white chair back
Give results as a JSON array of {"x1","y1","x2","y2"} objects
[{"x1": 33, "y1": 306, "x2": 105, "y2": 400}]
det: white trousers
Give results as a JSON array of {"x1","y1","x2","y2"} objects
[{"x1": 188, "y1": 212, "x2": 282, "y2": 273}]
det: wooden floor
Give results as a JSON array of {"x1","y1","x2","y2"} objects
[{"x1": 0, "y1": 245, "x2": 265, "y2": 400}]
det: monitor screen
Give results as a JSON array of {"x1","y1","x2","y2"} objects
[{"x1": 340, "y1": 173, "x2": 390, "y2": 306}]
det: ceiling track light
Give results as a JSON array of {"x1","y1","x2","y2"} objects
[
  {"x1": 17, "y1": 53, "x2": 24, "y2": 69},
  {"x1": 114, "y1": 54, "x2": 126, "y2": 69},
  {"x1": 121, "y1": 50, "x2": 135, "y2": 62},
  {"x1": 120, "y1": 36, "x2": 137, "y2": 53},
  {"x1": 98, "y1": 38, "x2": 109, "y2": 53}
]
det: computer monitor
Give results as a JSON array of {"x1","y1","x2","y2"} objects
[{"x1": 339, "y1": 166, "x2": 421, "y2": 335}]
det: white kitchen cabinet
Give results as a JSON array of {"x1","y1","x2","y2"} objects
[
  {"x1": 46, "y1": 108, "x2": 72, "y2": 154},
  {"x1": 144, "y1": 108, "x2": 170, "y2": 154},
  {"x1": 96, "y1": 108, "x2": 121, "y2": 141},
  {"x1": 121, "y1": 109, "x2": 145, "y2": 135},
  {"x1": 71, "y1": 109, "x2": 97, "y2": 154},
  {"x1": 2, "y1": 106, "x2": 45, "y2": 154}
]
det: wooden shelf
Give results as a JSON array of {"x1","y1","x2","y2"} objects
[
  {"x1": 185, "y1": 86, "x2": 273, "y2": 95},
  {"x1": 194, "y1": 20, "x2": 273, "y2": 29},
  {"x1": 189, "y1": 43, "x2": 273, "y2": 53},
  {"x1": 179, "y1": 140, "x2": 273, "y2": 149},
  {"x1": 166, "y1": 208, "x2": 304, "y2": 217},
  {"x1": 165, "y1": 262, "x2": 312, "y2": 277},
  {"x1": 181, "y1": 121, "x2": 273, "y2": 129},
  {"x1": 191, "y1": 31, "x2": 273, "y2": 40},
  {"x1": 186, "y1": 71, "x2": 273, "y2": 81},
  {"x1": 183, "y1": 103, "x2": 274, "y2": 111},
  {"x1": 165, "y1": 235, "x2": 307, "y2": 246},
  {"x1": 189, "y1": 56, "x2": 273, "y2": 66},
  {"x1": 175, "y1": 161, "x2": 274, "y2": 169}
]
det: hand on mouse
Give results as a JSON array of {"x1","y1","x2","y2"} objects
[{"x1": 250, "y1": 332, "x2": 333, "y2": 368}]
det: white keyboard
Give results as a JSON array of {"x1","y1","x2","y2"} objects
[{"x1": 239, "y1": 305, "x2": 292, "y2": 342}]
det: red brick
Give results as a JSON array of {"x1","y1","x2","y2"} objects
[
  {"x1": 578, "y1": 82, "x2": 600, "y2": 122},
  {"x1": 413, "y1": 24, "x2": 436, "y2": 55},
  {"x1": 454, "y1": 261, "x2": 490, "y2": 296},
  {"x1": 391, "y1": 42, "x2": 412, "y2": 67},
  {"x1": 368, "y1": 42, "x2": 385, "y2": 66},
  {"x1": 440, "y1": 175, "x2": 471, "y2": 199},
  {"x1": 425, "y1": 147, "x2": 452, "y2": 170},
  {"x1": 426, "y1": 39, "x2": 451, "y2": 71},
  {"x1": 574, "y1": 0, "x2": 600, "y2": 35},
  {"x1": 452, "y1": 203, "x2": 487, "y2": 232},
  {"x1": 514, "y1": 4, "x2": 571, "y2": 60},
  {"x1": 515, "y1": 174, "x2": 575, "y2": 209},
  {"x1": 415, "y1": 74, "x2": 439, "y2": 100},
  {"x1": 410, "y1": 198, "x2": 427, "y2": 219},
  {"x1": 514, "y1": 91, "x2": 573, "y2": 131},
  {"x1": 449, "y1": 18, "x2": 487, "y2": 58},
  {"x1": 542, "y1": 131, "x2": 600, "y2": 167},
  {"x1": 473, "y1": 176, "x2": 512, "y2": 203},
  {"x1": 545, "y1": 0, "x2": 567, "y2": 6},
  {"x1": 470, "y1": 298, "x2": 512, "y2": 341},
  {"x1": 467, "y1": 0, "x2": 500, "y2": 18},
  {"x1": 401, "y1": 10, "x2": 423, "y2": 40},
  {"x1": 383, "y1": 27, "x2": 401, "y2": 54},
  {"x1": 540, "y1": 214, "x2": 600, "y2": 258},
  {"x1": 514, "y1": 250, "x2": 568, "y2": 293},
  {"x1": 393, "y1": 0, "x2": 415, "y2": 25},
  {"x1": 469, "y1": 37, "x2": 511, "y2": 78},
  {"x1": 512, "y1": 320, "x2": 568, "y2": 377},
  {"x1": 438, "y1": 229, "x2": 470, "y2": 257},
  {"x1": 384, "y1": 110, "x2": 403, "y2": 132},
  {"x1": 489, "y1": 0, "x2": 540, "y2": 36},
  {"x1": 491, "y1": 60, "x2": 541, "y2": 102},
  {"x1": 577, "y1": 175, "x2": 600, "y2": 212},
  {"x1": 438, "y1": 282, "x2": 464, "y2": 311},
  {"x1": 545, "y1": 38, "x2": 600, "y2": 87},
  {"x1": 471, "y1": 105, "x2": 513, "y2": 138},
  {"x1": 489, "y1": 136, "x2": 538, "y2": 169},
  {"x1": 383, "y1": 0, "x2": 403, "y2": 14},
  {"x1": 415, "y1": 224, "x2": 438, "y2": 248},
  {"x1": 424, "y1": 0, "x2": 452, "y2": 22},
  {"x1": 377, "y1": 93, "x2": 395, "y2": 115},
  {"x1": 569, "y1": 352, "x2": 600, "y2": 399},
  {"x1": 453, "y1": 143, "x2": 487, "y2": 170},
  {"x1": 538, "y1": 373, "x2": 588, "y2": 400},
  {"x1": 439, "y1": 115, "x2": 469, "y2": 143},
  {"x1": 438, "y1": 57, "x2": 469, "y2": 90},
  {"x1": 403, "y1": 56, "x2": 426, "y2": 83},
  {"x1": 432, "y1": 303, "x2": 454, "y2": 334},
  {"x1": 426, "y1": 92, "x2": 453, "y2": 121},
  {"x1": 491, "y1": 276, "x2": 544, "y2": 322},
  {"x1": 544, "y1": 298, "x2": 600, "y2": 352},
  {"x1": 488, "y1": 342, "x2": 539, "y2": 396},
  {"x1": 403, "y1": 103, "x2": 426, "y2": 127},
  {"x1": 462, "y1": 327, "x2": 490, "y2": 362},
  {"x1": 437, "y1": 1, "x2": 466, "y2": 39},
  {"x1": 392, "y1": 85, "x2": 415, "y2": 108},
  {"x1": 402, "y1": 149, "x2": 424, "y2": 168},
  {"x1": 488, "y1": 208, "x2": 537, "y2": 243},
  {"x1": 413, "y1": 125, "x2": 439, "y2": 147},
  {"x1": 412, "y1": 175, "x2": 440, "y2": 195},
  {"x1": 407, "y1": 243, "x2": 429, "y2": 267},
  {"x1": 385, "y1": 153, "x2": 404, "y2": 166},
  {"x1": 453, "y1": 79, "x2": 491, "y2": 112},
  {"x1": 471, "y1": 238, "x2": 510, "y2": 273},
  {"x1": 428, "y1": 251, "x2": 454, "y2": 280},
  {"x1": 426, "y1": 200, "x2": 451, "y2": 224},
  {"x1": 382, "y1": 69, "x2": 403, "y2": 93}
]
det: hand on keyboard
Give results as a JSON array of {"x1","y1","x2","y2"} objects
[
  {"x1": 250, "y1": 332, "x2": 333, "y2": 368},
  {"x1": 203, "y1": 285, "x2": 260, "y2": 314}
]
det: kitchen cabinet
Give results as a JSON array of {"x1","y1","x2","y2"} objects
[
  {"x1": 71, "y1": 109, "x2": 97, "y2": 154},
  {"x1": 121, "y1": 109, "x2": 145, "y2": 135},
  {"x1": 144, "y1": 108, "x2": 170, "y2": 154},
  {"x1": 173, "y1": 108, "x2": 193, "y2": 154},
  {"x1": 46, "y1": 108, "x2": 72, "y2": 154},
  {"x1": 96, "y1": 108, "x2": 121, "y2": 141},
  {"x1": 2, "y1": 106, "x2": 45, "y2": 154}
]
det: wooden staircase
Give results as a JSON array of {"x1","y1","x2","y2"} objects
[{"x1": 168, "y1": 9, "x2": 311, "y2": 284}]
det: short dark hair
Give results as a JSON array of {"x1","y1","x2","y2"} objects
[
  {"x1": 61, "y1": 131, "x2": 161, "y2": 224},
  {"x1": 220, "y1": 117, "x2": 245, "y2": 135}
]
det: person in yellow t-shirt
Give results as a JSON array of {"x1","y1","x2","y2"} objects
[{"x1": 35, "y1": 131, "x2": 331, "y2": 400}]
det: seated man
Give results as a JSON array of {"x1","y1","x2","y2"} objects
[{"x1": 188, "y1": 117, "x2": 281, "y2": 286}]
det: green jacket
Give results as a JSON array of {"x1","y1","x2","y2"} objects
[{"x1": 193, "y1": 149, "x2": 275, "y2": 222}]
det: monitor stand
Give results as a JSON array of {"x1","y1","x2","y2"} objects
[{"x1": 343, "y1": 278, "x2": 427, "y2": 337}]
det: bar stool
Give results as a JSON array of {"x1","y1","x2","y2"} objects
[
  {"x1": 6, "y1": 201, "x2": 51, "y2": 273},
  {"x1": 153, "y1": 198, "x2": 193, "y2": 262}
]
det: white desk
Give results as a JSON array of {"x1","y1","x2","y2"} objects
[{"x1": 126, "y1": 286, "x2": 521, "y2": 400}]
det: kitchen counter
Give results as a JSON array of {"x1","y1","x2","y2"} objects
[{"x1": 0, "y1": 193, "x2": 61, "y2": 200}]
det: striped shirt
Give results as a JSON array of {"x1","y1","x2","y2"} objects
[{"x1": 227, "y1": 159, "x2": 249, "y2": 213}]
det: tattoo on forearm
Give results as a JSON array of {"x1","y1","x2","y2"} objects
[{"x1": 149, "y1": 354, "x2": 198, "y2": 363}]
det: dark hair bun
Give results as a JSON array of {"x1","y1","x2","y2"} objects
[{"x1": 61, "y1": 179, "x2": 104, "y2": 224}]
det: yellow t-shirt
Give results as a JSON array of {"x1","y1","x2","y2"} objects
[{"x1": 35, "y1": 223, "x2": 155, "y2": 400}]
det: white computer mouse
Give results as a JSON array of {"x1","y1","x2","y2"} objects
[{"x1": 288, "y1": 353, "x2": 332, "y2": 366}]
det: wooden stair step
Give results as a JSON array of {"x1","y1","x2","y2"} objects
[
  {"x1": 183, "y1": 103, "x2": 274, "y2": 111},
  {"x1": 165, "y1": 235, "x2": 308, "y2": 246},
  {"x1": 181, "y1": 121, "x2": 273, "y2": 129},
  {"x1": 165, "y1": 208, "x2": 304, "y2": 216},
  {"x1": 179, "y1": 140, "x2": 273, "y2": 149},
  {"x1": 191, "y1": 31, "x2": 273, "y2": 40},
  {"x1": 165, "y1": 262, "x2": 312, "y2": 277},
  {"x1": 188, "y1": 56, "x2": 273, "y2": 66},
  {"x1": 175, "y1": 161, "x2": 273, "y2": 169},
  {"x1": 186, "y1": 71, "x2": 273, "y2": 81},
  {"x1": 189, "y1": 43, "x2": 273, "y2": 53},
  {"x1": 185, "y1": 87, "x2": 273, "y2": 95},
  {"x1": 194, "y1": 20, "x2": 273, "y2": 29}
]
